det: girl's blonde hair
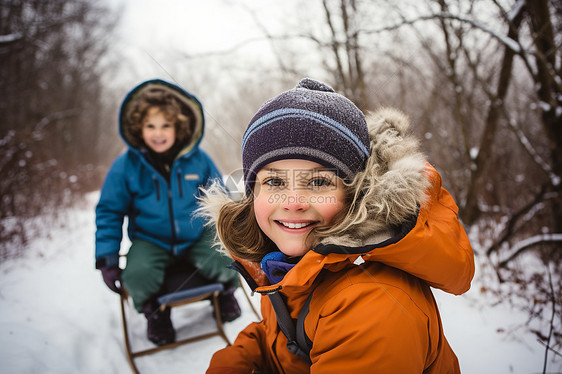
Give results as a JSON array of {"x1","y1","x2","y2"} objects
[{"x1": 127, "y1": 90, "x2": 192, "y2": 149}]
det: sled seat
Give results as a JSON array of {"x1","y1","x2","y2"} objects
[
  {"x1": 120, "y1": 283, "x2": 231, "y2": 374},
  {"x1": 157, "y1": 283, "x2": 224, "y2": 308}
]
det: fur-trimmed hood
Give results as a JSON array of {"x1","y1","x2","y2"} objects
[
  {"x1": 318, "y1": 107, "x2": 430, "y2": 248},
  {"x1": 118, "y1": 79, "x2": 205, "y2": 158},
  {"x1": 200, "y1": 106, "x2": 473, "y2": 295}
]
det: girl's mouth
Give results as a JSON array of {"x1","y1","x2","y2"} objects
[{"x1": 275, "y1": 220, "x2": 316, "y2": 231}]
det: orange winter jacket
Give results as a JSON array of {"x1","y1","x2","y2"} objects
[{"x1": 207, "y1": 165, "x2": 474, "y2": 374}]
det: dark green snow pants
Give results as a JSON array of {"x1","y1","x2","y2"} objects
[{"x1": 121, "y1": 227, "x2": 237, "y2": 311}]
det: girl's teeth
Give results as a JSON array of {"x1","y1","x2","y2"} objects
[{"x1": 281, "y1": 222, "x2": 310, "y2": 229}]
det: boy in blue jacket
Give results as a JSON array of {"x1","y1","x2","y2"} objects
[{"x1": 95, "y1": 79, "x2": 240, "y2": 346}]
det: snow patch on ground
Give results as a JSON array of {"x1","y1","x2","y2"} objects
[{"x1": 1, "y1": 192, "x2": 559, "y2": 373}]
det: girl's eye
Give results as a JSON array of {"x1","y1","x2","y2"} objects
[
  {"x1": 163, "y1": 123, "x2": 172, "y2": 129},
  {"x1": 309, "y1": 177, "x2": 332, "y2": 188},
  {"x1": 264, "y1": 177, "x2": 285, "y2": 187}
]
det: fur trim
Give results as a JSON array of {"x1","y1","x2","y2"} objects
[
  {"x1": 319, "y1": 107, "x2": 430, "y2": 247},
  {"x1": 120, "y1": 81, "x2": 204, "y2": 153},
  {"x1": 195, "y1": 181, "x2": 233, "y2": 257}
]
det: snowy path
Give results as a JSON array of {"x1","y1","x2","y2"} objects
[{"x1": 0, "y1": 193, "x2": 558, "y2": 373}]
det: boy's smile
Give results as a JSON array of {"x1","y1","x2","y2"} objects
[
  {"x1": 253, "y1": 159, "x2": 346, "y2": 257},
  {"x1": 142, "y1": 107, "x2": 176, "y2": 153}
]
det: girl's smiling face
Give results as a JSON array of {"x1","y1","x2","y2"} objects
[
  {"x1": 253, "y1": 159, "x2": 346, "y2": 257},
  {"x1": 141, "y1": 107, "x2": 176, "y2": 153}
]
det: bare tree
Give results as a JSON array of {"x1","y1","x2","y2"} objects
[
  {"x1": 397, "y1": 0, "x2": 562, "y2": 355},
  {"x1": 0, "y1": 0, "x2": 119, "y2": 259}
]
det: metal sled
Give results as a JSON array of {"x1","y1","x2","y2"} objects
[{"x1": 119, "y1": 283, "x2": 231, "y2": 374}]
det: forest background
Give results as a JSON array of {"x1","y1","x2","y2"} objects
[{"x1": 1, "y1": 0, "x2": 561, "y2": 369}]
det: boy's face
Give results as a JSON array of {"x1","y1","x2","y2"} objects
[
  {"x1": 141, "y1": 107, "x2": 176, "y2": 153},
  {"x1": 253, "y1": 159, "x2": 345, "y2": 257}
]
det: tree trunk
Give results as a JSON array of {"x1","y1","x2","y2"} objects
[
  {"x1": 526, "y1": 0, "x2": 562, "y2": 233},
  {"x1": 461, "y1": 8, "x2": 525, "y2": 224}
]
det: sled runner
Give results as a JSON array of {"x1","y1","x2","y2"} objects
[{"x1": 120, "y1": 283, "x2": 231, "y2": 374}]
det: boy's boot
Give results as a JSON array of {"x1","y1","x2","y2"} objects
[
  {"x1": 142, "y1": 300, "x2": 175, "y2": 346},
  {"x1": 218, "y1": 285, "x2": 241, "y2": 322}
]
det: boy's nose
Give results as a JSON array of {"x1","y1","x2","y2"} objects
[{"x1": 155, "y1": 129, "x2": 168, "y2": 139}]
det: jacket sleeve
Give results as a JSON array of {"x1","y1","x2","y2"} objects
[
  {"x1": 309, "y1": 283, "x2": 428, "y2": 374},
  {"x1": 94, "y1": 155, "x2": 132, "y2": 267},
  {"x1": 206, "y1": 321, "x2": 270, "y2": 374},
  {"x1": 368, "y1": 164, "x2": 475, "y2": 295},
  {"x1": 200, "y1": 150, "x2": 222, "y2": 187}
]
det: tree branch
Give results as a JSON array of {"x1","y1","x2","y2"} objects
[
  {"x1": 360, "y1": 12, "x2": 522, "y2": 53},
  {"x1": 541, "y1": 263, "x2": 556, "y2": 373},
  {"x1": 486, "y1": 183, "x2": 549, "y2": 256},
  {"x1": 0, "y1": 33, "x2": 23, "y2": 45},
  {"x1": 461, "y1": 6, "x2": 525, "y2": 224},
  {"x1": 501, "y1": 105, "x2": 558, "y2": 185},
  {"x1": 322, "y1": 0, "x2": 347, "y2": 92},
  {"x1": 498, "y1": 233, "x2": 562, "y2": 267}
]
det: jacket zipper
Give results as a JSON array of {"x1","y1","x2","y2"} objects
[
  {"x1": 176, "y1": 170, "x2": 183, "y2": 198},
  {"x1": 155, "y1": 172, "x2": 177, "y2": 254},
  {"x1": 153, "y1": 176, "x2": 160, "y2": 201},
  {"x1": 167, "y1": 184, "x2": 177, "y2": 255}
]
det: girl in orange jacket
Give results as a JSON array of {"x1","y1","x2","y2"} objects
[{"x1": 199, "y1": 78, "x2": 474, "y2": 373}]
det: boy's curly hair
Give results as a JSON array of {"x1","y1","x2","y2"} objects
[{"x1": 126, "y1": 89, "x2": 192, "y2": 149}]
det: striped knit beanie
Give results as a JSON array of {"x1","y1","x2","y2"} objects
[{"x1": 242, "y1": 78, "x2": 370, "y2": 194}]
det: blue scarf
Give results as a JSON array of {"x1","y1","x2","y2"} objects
[{"x1": 260, "y1": 251, "x2": 299, "y2": 284}]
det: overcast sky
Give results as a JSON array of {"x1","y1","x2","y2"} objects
[{"x1": 105, "y1": 0, "x2": 298, "y2": 85}]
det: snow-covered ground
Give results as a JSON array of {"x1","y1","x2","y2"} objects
[{"x1": 0, "y1": 192, "x2": 559, "y2": 373}]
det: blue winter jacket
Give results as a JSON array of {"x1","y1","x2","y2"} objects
[{"x1": 95, "y1": 79, "x2": 221, "y2": 268}]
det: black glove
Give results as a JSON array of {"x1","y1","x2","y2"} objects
[{"x1": 100, "y1": 266, "x2": 122, "y2": 294}]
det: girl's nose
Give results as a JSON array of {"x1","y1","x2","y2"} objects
[{"x1": 282, "y1": 192, "x2": 309, "y2": 211}]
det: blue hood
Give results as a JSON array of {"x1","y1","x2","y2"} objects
[{"x1": 118, "y1": 79, "x2": 205, "y2": 158}]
